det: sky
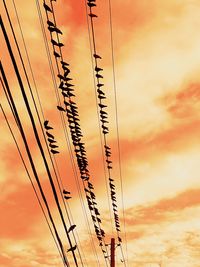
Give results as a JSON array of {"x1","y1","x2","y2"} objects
[{"x1": 1, "y1": 0, "x2": 200, "y2": 266}]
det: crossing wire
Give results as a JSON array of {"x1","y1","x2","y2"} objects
[
  {"x1": 0, "y1": 102, "x2": 66, "y2": 267},
  {"x1": 0, "y1": 17, "x2": 79, "y2": 266}
]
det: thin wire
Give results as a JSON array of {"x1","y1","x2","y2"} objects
[
  {"x1": 0, "y1": 60, "x2": 69, "y2": 266},
  {"x1": 0, "y1": 102, "x2": 65, "y2": 267},
  {"x1": 83, "y1": 0, "x2": 114, "y2": 236},
  {"x1": 42, "y1": 1, "x2": 108, "y2": 264},
  {"x1": 36, "y1": 1, "x2": 99, "y2": 264},
  {"x1": 0, "y1": 17, "x2": 78, "y2": 265},
  {"x1": 7, "y1": 2, "x2": 86, "y2": 265},
  {"x1": 107, "y1": 0, "x2": 128, "y2": 265}
]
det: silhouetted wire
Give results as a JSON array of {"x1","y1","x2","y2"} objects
[
  {"x1": 107, "y1": 0, "x2": 128, "y2": 265},
  {"x1": 0, "y1": 60, "x2": 69, "y2": 267},
  {"x1": 83, "y1": 0, "x2": 114, "y2": 236},
  {"x1": 0, "y1": 102, "x2": 66, "y2": 267},
  {"x1": 36, "y1": 0, "x2": 99, "y2": 265},
  {"x1": 86, "y1": 0, "x2": 122, "y2": 237},
  {"x1": 85, "y1": 2, "x2": 128, "y2": 265},
  {"x1": 42, "y1": 1, "x2": 109, "y2": 264},
  {"x1": 9, "y1": 2, "x2": 85, "y2": 265},
  {"x1": 0, "y1": 18, "x2": 78, "y2": 266}
]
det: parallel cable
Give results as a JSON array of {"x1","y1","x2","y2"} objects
[
  {"x1": 107, "y1": 0, "x2": 128, "y2": 264},
  {"x1": 0, "y1": 102, "x2": 65, "y2": 267},
  {"x1": 36, "y1": 0, "x2": 99, "y2": 264},
  {"x1": 0, "y1": 59, "x2": 69, "y2": 266},
  {"x1": 42, "y1": 1, "x2": 109, "y2": 264},
  {"x1": 85, "y1": 1, "x2": 126, "y2": 264},
  {"x1": 0, "y1": 17, "x2": 78, "y2": 266}
]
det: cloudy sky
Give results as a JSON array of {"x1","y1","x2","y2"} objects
[{"x1": 1, "y1": 0, "x2": 200, "y2": 266}]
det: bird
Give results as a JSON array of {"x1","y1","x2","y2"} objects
[
  {"x1": 87, "y1": 3, "x2": 96, "y2": 8},
  {"x1": 49, "y1": 143, "x2": 58, "y2": 149},
  {"x1": 46, "y1": 132, "x2": 54, "y2": 139},
  {"x1": 96, "y1": 74, "x2": 103, "y2": 79},
  {"x1": 44, "y1": 120, "x2": 53, "y2": 130},
  {"x1": 95, "y1": 66, "x2": 103, "y2": 72},
  {"x1": 54, "y1": 51, "x2": 60, "y2": 58},
  {"x1": 67, "y1": 245, "x2": 77, "y2": 252},
  {"x1": 89, "y1": 13, "x2": 98, "y2": 18},
  {"x1": 97, "y1": 83, "x2": 104, "y2": 87},
  {"x1": 63, "y1": 189, "x2": 70, "y2": 194},
  {"x1": 68, "y1": 224, "x2": 76, "y2": 233},
  {"x1": 61, "y1": 60, "x2": 69, "y2": 66},
  {"x1": 47, "y1": 20, "x2": 55, "y2": 27},
  {"x1": 43, "y1": 3, "x2": 52, "y2": 12},
  {"x1": 64, "y1": 195, "x2": 72, "y2": 200},
  {"x1": 93, "y1": 53, "x2": 102, "y2": 59},
  {"x1": 98, "y1": 103, "x2": 107, "y2": 108},
  {"x1": 48, "y1": 138, "x2": 56, "y2": 144},
  {"x1": 57, "y1": 105, "x2": 66, "y2": 112},
  {"x1": 48, "y1": 26, "x2": 63, "y2": 35},
  {"x1": 51, "y1": 149, "x2": 59, "y2": 154}
]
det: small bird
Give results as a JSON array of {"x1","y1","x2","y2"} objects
[
  {"x1": 48, "y1": 26, "x2": 63, "y2": 35},
  {"x1": 63, "y1": 189, "x2": 70, "y2": 194},
  {"x1": 48, "y1": 138, "x2": 56, "y2": 144},
  {"x1": 96, "y1": 74, "x2": 103, "y2": 79},
  {"x1": 47, "y1": 20, "x2": 55, "y2": 27},
  {"x1": 64, "y1": 195, "x2": 72, "y2": 200},
  {"x1": 43, "y1": 3, "x2": 52, "y2": 13},
  {"x1": 46, "y1": 132, "x2": 54, "y2": 139},
  {"x1": 89, "y1": 13, "x2": 98, "y2": 18},
  {"x1": 57, "y1": 105, "x2": 65, "y2": 112},
  {"x1": 95, "y1": 66, "x2": 103, "y2": 72},
  {"x1": 44, "y1": 120, "x2": 53, "y2": 130},
  {"x1": 93, "y1": 53, "x2": 102, "y2": 59},
  {"x1": 87, "y1": 3, "x2": 96, "y2": 8},
  {"x1": 49, "y1": 143, "x2": 58, "y2": 149},
  {"x1": 51, "y1": 149, "x2": 59, "y2": 154},
  {"x1": 54, "y1": 51, "x2": 60, "y2": 58},
  {"x1": 67, "y1": 245, "x2": 77, "y2": 252},
  {"x1": 68, "y1": 224, "x2": 76, "y2": 233}
]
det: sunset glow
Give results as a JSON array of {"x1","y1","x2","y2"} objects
[{"x1": 1, "y1": 1, "x2": 200, "y2": 266}]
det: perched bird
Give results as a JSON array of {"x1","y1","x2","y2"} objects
[
  {"x1": 49, "y1": 143, "x2": 58, "y2": 149},
  {"x1": 96, "y1": 74, "x2": 103, "y2": 79},
  {"x1": 57, "y1": 105, "x2": 66, "y2": 112},
  {"x1": 64, "y1": 195, "x2": 72, "y2": 200},
  {"x1": 93, "y1": 53, "x2": 102, "y2": 59},
  {"x1": 44, "y1": 120, "x2": 53, "y2": 130},
  {"x1": 95, "y1": 66, "x2": 103, "y2": 72},
  {"x1": 48, "y1": 138, "x2": 57, "y2": 144},
  {"x1": 47, "y1": 20, "x2": 55, "y2": 27},
  {"x1": 68, "y1": 224, "x2": 76, "y2": 233},
  {"x1": 51, "y1": 149, "x2": 59, "y2": 154},
  {"x1": 67, "y1": 245, "x2": 77, "y2": 252},
  {"x1": 48, "y1": 26, "x2": 62, "y2": 35},
  {"x1": 54, "y1": 51, "x2": 60, "y2": 58},
  {"x1": 46, "y1": 132, "x2": 54, "y2": 139},
  {"x1": 89, "y1": 13, "x2": 98, "y2": 18},
  {"x1": 63, "y1": 189, "x2": 70, "y2": 194},
  {"x1": 87, "y1": 3, "x2": 96, "y2": 7},
  {"x1": 43, "y1": 3, "x2": 52, "y2": 13}
]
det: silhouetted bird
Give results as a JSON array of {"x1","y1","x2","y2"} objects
[
  {"x1": 67, "y1": 245, "x2": 77, "y2": 252},
  {"x1": 95, "y1": 66, "x2": 103, "y2": 72},
  {"x1": 51, "y1": 149, "x2": 59, "y2": 154},
  {"x1": 49, "y1": 143, "x2": 58, "y2": 149},
  {"x1": 48, "y1": 26, "x2": 63, "y2": 35},
  {"x1": 44, "y1": 120, "x2": 53, "y2": 130},
  {"x1": 96, "y1": 74, "x2": 103, "y2": 79},
  {"x1": 57, "y1": 105, "x2": 65, "y2": 112},
  {"x1": 54, "y1": 51, "x2": 60, "y2": 58},
  {"x1": 48, "y1": 138, "x2": 56, "y2": 144},
  {"x1": 46, "y1": 132, "x2": 54, "y2": 139},
  {"x1": 93, "y1": 53, "x2": 102, "y2": 59},
  {"x1": 89, "y1": 13, "x2": 98, "y2": 18},
  {"x1": 87, "y1": 3, "x2": 96, "y2": 7},
  {"x1": 63, "y1": 189, "x2": 70, "y2": 194},
  {"x1": 64, "y1": 195, "x2": 72, "y2": 200},
  {"x1": 68, "y1": 224, "x2": 76, "y2": 233},
  {"x1": 43, "y1": 3, "x2": 52, "y2": 12},
  {"x1": 47, "y1": 20, "x2": 55, "y2": 27}
]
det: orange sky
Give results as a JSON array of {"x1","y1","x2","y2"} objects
[{"x1": 1, "y1": 0, "x2": 200, "y2": 266}]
